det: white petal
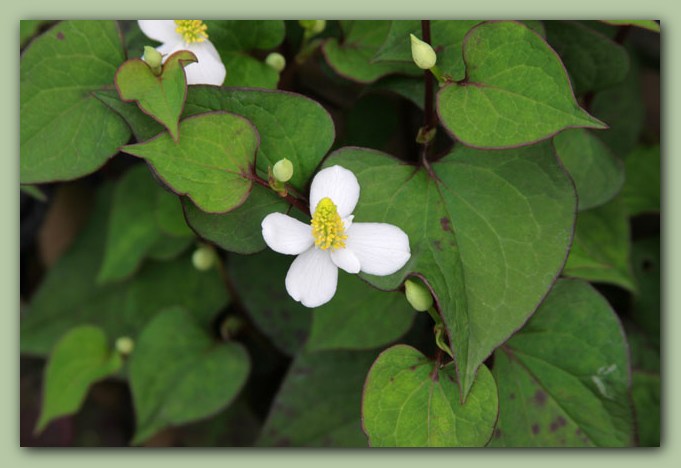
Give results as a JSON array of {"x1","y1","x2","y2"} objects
[
  {"x1": 330, "y1": 248, "x2": 361, "y2": 274},
  {"x1": 138, "y1": 20, "x2": 179, "y2": 44},
  {"x1": 183, "y1": 40, "x2": 226, "y2": 85},
  {"x1": 309, "y1": 166, "x2": 360, "y2": 218},
  {"x1": 346, "y1": 223, "x2": 411, "y2": 276},
  {"x1": 285, "y1": 248, "x2": 338, "y2": 308},
  {"x1": 262, "y1": 213, "x2": 314, "y2": 255}
]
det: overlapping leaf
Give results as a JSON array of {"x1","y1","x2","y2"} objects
[
  {"x1": 622, "y1": 145, "x2": 660, "y2": 215},
  {"x1": 130, "y1": 307, "x2": 250, "y2": 444},
  {"x1": 324, "y1": 142, "x2": 575, "y2": 397},
  {"x1": 362, "y1": 345, "x2": 498, "y2": 447},
  {"x1": 21, "y1": 20, "x2": 130, "y2": 183},
  {"x1": 437, "y1": 21, "x2": 605, "y2": 148},
  {"x1": 490, "y1": 279, "x2": 634, "y2": 447},
  {"x1": 122, "y1": 112, "x2": 258, "y2": 214}
]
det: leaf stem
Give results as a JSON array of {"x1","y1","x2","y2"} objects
[
  {"x1": 250, "y1": 169, "x2": 310, "y2": 216},
  {"x1": 420, "y1": 20, "x2": 437, "y2": 169}
]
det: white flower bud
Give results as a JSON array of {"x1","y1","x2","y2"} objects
[
  {"x1": 265, "y1": 52, "x2": 286, "y2": 73},
  {"x1": 192, "y1": 244, "x2": 216, "y2": 271},
  {"x1": 272, "y1": 158, "x2": 294, "y2": 183},
  {"x1": 410, "y1": 34, "x2": 437, "y2": 70},
  {"x1": 115, "y1": 336, "x2": 135, "y2": 356},
  {"x1": 143, "y1": 46, "x2": 163, "y2": 69},
  {"x1": 405, "y1": 279, "x2": 434, "y2": 312},
  {"x1": 299, "y1": 20, "x2": 326, "y2": 35}
]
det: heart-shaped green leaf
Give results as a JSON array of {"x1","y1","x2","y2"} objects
[
  {"x1": 122, "y1": 112, "x2": 258, "y2": 214},
  {"x1": 324, "y1": 143, "x2": 575, "y2": 398},
  {"x1": 20, "y1": 20, "x2": 130, "y2": 183},
  {"x1": 553, "y1": 129, "x2": 624, "y2": 211},
  {"x1": 323, "y1": 21, "x2": 418, "y2": 84},
  {"x1": 545, "y1": 21, "x2": 629, "y2": 95},
  {"x1": 20, "y1": 185, "x2": 228, "y2": 357},
  {"x1": 257, "y1": 350, "x2": 377, "y2": 447},
  {"x1": 362, "y1": 345, "x2": 498, "y2": 447},
  {"x1": 130, "y1": 307, "x2": 250, "y2": 445},
  {"x1": 36, "y1": 325, "x2": 122, "y2": 433},
  {"x1": 115, "y1": 50, "x2": 197, "y2": 142},
  {"x1": 437, "y1": 21, "x2": 605, "y2": 149},
  {"x1": 490, "y1": 279, "x2": 634, "y2": 447}
]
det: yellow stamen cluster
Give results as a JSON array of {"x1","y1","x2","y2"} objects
[
  {"x1": 175, "y1": 20, "x2": 209, "y2": 43},
  {"x1": 311, "y1": 197, "x2": 347, "y2": 250}
]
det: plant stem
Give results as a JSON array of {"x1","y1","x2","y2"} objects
[
  {"x1": 250, "y1": 170, "x2": 310, "y2": 216},
  {"x1": 420, "y1": 20, "x2": 436, "y2": 169}
]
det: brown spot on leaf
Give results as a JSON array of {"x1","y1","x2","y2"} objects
[
  {"x1": 531, "y1": 424, "x2": 540, "y2": 435},
  {"x1": 533, "y1": 390, "x2": 547, "y2": 406},
  {"x1": 549, "y1": 416, "x2": 567, "y2": 432},
  {"x1": 56, "y1": 32, "x2": 64, "y2": 40},
  {"x1": 440, "y1": 217, "x2": 452, "y2": 232}
]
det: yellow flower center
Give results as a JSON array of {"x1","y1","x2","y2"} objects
[
  {"x1": 311, "y1": 197, "x2": 347, "y2": 250},
  {"x1": 174, "y1": 20, "x2": 209, "y2": 43}
]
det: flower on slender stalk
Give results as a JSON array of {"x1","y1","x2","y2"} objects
[
  {"x1": 261, "y1": 166, "x2": 411, "y2": 308},
  {"x1": 138, "y1": 20, "x2": 226, "y2": 85}
]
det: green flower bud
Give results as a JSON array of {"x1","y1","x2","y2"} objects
[
  {"x1": 143, "y1": 45, "x2": 163, "y2": 70},
  {"x1": 115, "y1": 336, "x2": 135, "y2": 356},
  {"x1": 410, "y1": 34, "x2": 437, "y2": 70},
  {"x1": 405, "y1": 279, "x2": 434, "y2": 312},
  {"x1": 299, "y1": 20, "x2": 326, "y2": 35},
  {"x1": 272, "y1": 158, "x2": 294, "y2": 183},
  {"x1": 265, "y1": 52, "x2": 286, "y2": 73},
  {"x1": 192, "y1": 244, "x2": 216, "y2": 271}
]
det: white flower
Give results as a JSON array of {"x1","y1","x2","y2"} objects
[
  {"x1": 261, "y1": 166, "x2": 411, "y2": 308},
  {"x1": 138, "y1": 20, "x2": 226, "y2": 86}
]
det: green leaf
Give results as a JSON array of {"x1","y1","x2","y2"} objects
[
  {"x1": 323, "y1": 21, "x2": 418, "y2": 84},
  {"x1": 115, "y1": 50, "x2": 197, "y2": 142},
  {"x1": 205, "y1": 20, "x2": 285, "y2": 88},
  {"x1": 622, "y1": 145, "x2": 660, "y2": 215},
  {"x1": 257, "y1": 350, "x2": 377, "y2": 447},
  {"x1": 130, "y1": 307, "x2": 250, "y2": 444},
  {"x1": 155, "y1": 186, "x2": 194, "y2": 238},
  {"x1": 94, "y1": 89, "x2": 165, "y2": 141},
  {"x1": 601, "y1": 20, "x2": 660, "y2": 32},
  {"x1": 630, "y1": 237, "x2": 660, "y2": 345},
  {"x1": 437, "y1": 21, "x2": 605, "y2": 149},
  {"x1": 228, "y1": 249, "x2": 312, "y2": 355},
  {"x1": 20, "y1": 20, "x2": 52, "y2": 47},
  {"x1": 307, "y1": 274, "x2": 414, "y2": 351},
  {"x1": 563, "y1": 197, "x2": 636, "y2": 291},
  {"x1": 324, "y1": 143, "x2": 575, "y2": 397},
  {"x1": 21, "y1": 185, "x2": 229, "y2": 356},
  {"x1": 20, "y1": 20, "x2": 130, "y2": 183},
  {"x1": 182, "y1": 86, "x2": 335, "y2": 192},
  {"x1": 146, "y1": 234, "x2": 193, "y2": 261},
  {"x1": 183, "y1": 185, "x2": 288, "y2": 254},
  {"x1": 545, "y1": 21, "x2": 629, "y2": 95},
  {"x1": 624, "y1": 321, "x2": 660, "y2": 373},
  {"x1": 340, "y1": 94, "x2": 400, "y2": 152},
  {"x1": 97, "y1": 165, "x2": 163, "y2": 284},
  {"x1": 373, "y1": 20, "x2": 482, "y2": 81},
  {"x1": 491, "y1": 279, "x2": 634, "y2": 447},
  {"x1": 553, "y1": 129, "x2": 624, "y2": 210},
  {"x1": 631, "y1": 371, "x2": 660, "y2": 446},
  {"x1": 590, "y1": 57, "x2": 645, "y2": 157},
  {"x1": 362, "y1": 345, "x2": 498, "y2": 447},
  {"x1": 36, "y1": 326, "x2": 122, "y2": 433},
  {"x1": 122, "y1": 112, "x2": 258, "y2": 214}
]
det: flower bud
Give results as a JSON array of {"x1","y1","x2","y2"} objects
[
  {"x1": 115, "y1": 336, "x2": 135, "y2": 356},
  {"x1": 272, "y1": 158, "x2": 294, "y2": 183},
  {"x1": 143, "y1": 46, "x2": 163, "y2": 70},
  {"x1": 299, "y1": 20, "x2": 326, "y2": 35},
  {"x1": 405, "y1": 278, "x2": 433, "y2": 312},
  {"x1": 192, "y1": 244, "x2": 216, "y2": 271},
  {"x1": 265, "y1": 52, "x2": 286, "y2": 73},
  {"x1": 410, "y1": 34, "x2": 437, "y2": 70}
]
